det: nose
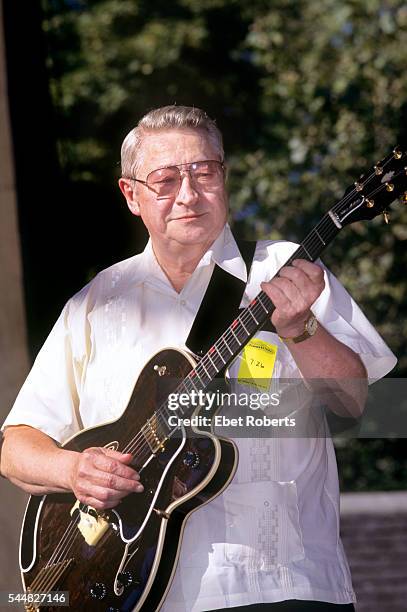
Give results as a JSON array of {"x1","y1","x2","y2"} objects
[{"x1": 175, "y1": 171, "x2": 199, "y2": 206}]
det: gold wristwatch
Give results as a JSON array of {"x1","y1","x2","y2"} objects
[{"x1": 279, "y1": 313, "x2": 318, "y2": 344}]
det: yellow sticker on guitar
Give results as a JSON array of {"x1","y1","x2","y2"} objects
[{"x1": 237, "y1": 339, "x2": 278, "y2": 391}]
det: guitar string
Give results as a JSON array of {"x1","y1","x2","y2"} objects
[
  {"x1": 45, "y1": 513, "x2": 80, "y2": 567},
  {"x1": 120, "y1": 216, "x2": 337, "y2": 460},
  {"x1": 40, "y1": 206, "x2": 350, "y2": 562},
  {"x1": 34, "y1": 152, "x2": 405, "y2": 572},
  {"x1": 38, "y1": 201, "x2": 360, "y2": 570},
  {"x1": 46, "y1": 511, "x2": 80, "y2": 567},
  {"x1": 105, "y1": 155, "x2": 407, "y2": 464},
  {"x1": 38, "y1": 156, "x2": 407, "y2": 571},
  {"x1": 29, "y1": 560, "x2": 67, "y2": 596},
  {"x1": 30, "y1": 552, "x2": 66, "y2": 591},
  {"x1": 120, "y1": 153, "x2": 406, "y2": 460},
  {"x1": 30, "y1": 559, "x2": 75, "y2": 599},
  {"x1": 49, "y1": 523, "x2": 82, "y2": 568},
  {"x1": 120, "y1": 156, "x2": 406, "y2": 461}
]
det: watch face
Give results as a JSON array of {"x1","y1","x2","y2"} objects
[{"x1": 306, "y1": 316, "x2": 318, "y2": 336}]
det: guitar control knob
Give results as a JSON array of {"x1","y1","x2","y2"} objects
[
  {"x1": 89, "y1": 582, "x2": 107, "y2": 600},
  {"x1": 117, "y1": 571, "x2": 133, "y2": 588},
  {"x1": 183, "y1": 451, "x2": 200, "y2": 469}
]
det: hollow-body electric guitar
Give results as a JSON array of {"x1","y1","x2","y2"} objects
[{"x1": 19, "y1": 148, "x2": 407, "y2": 611}]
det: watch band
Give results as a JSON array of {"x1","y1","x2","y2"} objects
[{"x1": 278, "y1": 314, "x2": 318, "y2": 344}]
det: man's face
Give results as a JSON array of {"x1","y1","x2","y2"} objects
[{"x1": 120, "y1": 128, "x2": 228, "y2": 251}]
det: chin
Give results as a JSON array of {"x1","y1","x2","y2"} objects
[
  {"x1": 173, "y1": 222, "x2": 207, "y2": 237},
  {"x1": 174, "y1": 230, "x2": 208, "y2": 244}
]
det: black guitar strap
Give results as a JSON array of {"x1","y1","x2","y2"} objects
[{"x1": 186, "y1": 237, "x2": 271, "y2": 357}]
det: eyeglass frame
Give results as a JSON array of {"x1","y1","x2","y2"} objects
[{"x1": 122, "y1": 159, "x2": 226, "y2": 198}]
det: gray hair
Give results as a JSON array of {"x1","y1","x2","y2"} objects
[{"x1": 120, "y1": 105, "x2": 224, "y2": 178}]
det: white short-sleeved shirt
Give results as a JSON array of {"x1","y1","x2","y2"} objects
[{"x1": 2, "y1": 224, "x2": 396, "y2": 610}]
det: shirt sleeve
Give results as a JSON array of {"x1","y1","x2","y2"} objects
[
  {"x1": 311, "y1": 262, "x2": 397, "y2": 381},
  {"x1": 250, "y1": 240, "x2": 397, "y2": 382},
  {"x1": 1, "y1": 299, "x2": 86, "y2": 444}
]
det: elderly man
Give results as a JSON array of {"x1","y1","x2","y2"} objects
[{"x1": 1, "y1": 105, "x2": 396, "y2": 611}]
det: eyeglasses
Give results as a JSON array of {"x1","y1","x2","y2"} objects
[{"x1": 124, "y1": 159, "x2": 225, "y2": 199}]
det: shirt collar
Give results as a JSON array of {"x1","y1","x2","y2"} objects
[
  {"x1": 139, "y1": 223, "x2": 248, "y2": 285},
  {"x1": 203, "y1": 223, "x2": 248, "y2": 282}
]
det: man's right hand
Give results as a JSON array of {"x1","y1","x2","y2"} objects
[
  {"x1": 1, "y1": 426, "x2": 145, "y2": 505},
  {"x1": 69, "y1": 447, "x2": 144, "y2": 510}
]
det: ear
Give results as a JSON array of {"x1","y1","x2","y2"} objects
[{"x1": 118, "y1": 178, "x2": 141, "y2": 216}]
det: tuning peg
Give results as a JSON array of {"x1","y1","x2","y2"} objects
[
  {"x1": 382, "y1": 210, "x2": 390, "y2": 224},
  {"x1": 374, "y1": 163, "x2": 383, "y2": 175},
  {"x1": 354, "y1": 181, "x2": 363, "y2": 191},
  {"x1": 366, "y1": 198, "x2": 374, "y2": 208},
  {"x1": 393, "y1": 147, "x2": 402, "y2": 159},
  {"x1": 401, "y1": 192, "x2": 407, "y2": 205}
]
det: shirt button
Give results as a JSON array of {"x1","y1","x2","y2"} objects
[{"x1": 180, "y1": 300, "x2": 186, "y2": 306}]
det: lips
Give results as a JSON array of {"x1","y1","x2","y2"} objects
[{"x1": 172, "y1": 213, "x2": 206, "y2": 220}]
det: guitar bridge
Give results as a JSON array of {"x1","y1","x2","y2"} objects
[{"x1": 70, "y1": 500, "x2": 110, "y2": 546}]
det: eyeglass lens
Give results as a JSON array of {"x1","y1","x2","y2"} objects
[{"x1": 147, "y1": 160, "x2": 223, "y2": 197}]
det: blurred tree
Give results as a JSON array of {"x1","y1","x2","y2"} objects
[
  {"x1": 41, "y1": 0, "x2": 407, "y2": 372},
  {"x1": 37, "y1": 0, "x2": 407, "y2": 489},
  {"x1": 42, "y1": 0, "x2": 262, "y2": 180},
  {"x1": 230, "y1": 0, "x2": 407, "y2": 373}
]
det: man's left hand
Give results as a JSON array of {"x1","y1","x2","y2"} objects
[{"x1": 261, "y1": 259, "x2": 325, "y2": 338}]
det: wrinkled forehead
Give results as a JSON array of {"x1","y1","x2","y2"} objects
[{"x1": 137, "y1": 128, "x2": 221, "y2": 177}]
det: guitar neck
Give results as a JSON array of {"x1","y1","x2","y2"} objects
[{"x1": 195, "y1": 213, "x2": 340, "y2": 374}]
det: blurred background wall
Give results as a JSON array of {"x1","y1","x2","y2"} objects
[
  {"x1": 0, "y1": 0, "x2": 30, "y2": 597},
  {"x1": 1, "y1": 0, "x2": 406, "y2": 608}
]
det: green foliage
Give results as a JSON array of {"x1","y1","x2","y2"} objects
[
  {"x1": 336, "y1": 438, "x2": 407, "y2": 492},
  {"x1": 41, "y1": 0, "x2": 407, "y2": 489},
  {"x1": 227, "y1": 0, "x2": 407, "y2": 373}
]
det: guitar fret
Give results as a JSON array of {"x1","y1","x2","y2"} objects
[
  {"x1": 221, "y1": 337, "x2": 234, "y2": 355},
  {"x1": 141, "y1": 427, "x2": 156, "y2": 453},
  {"x1": 188, "y1": 377, "x2": 199, "y2": 392},
  {"x1": 197, "y1": 370, "x2": 205, "y2": 384},
  {"x1": 314, "y1": 228, "x2": 326, "y2": 246},
  {"x1": 176, "y1": 383, "x2": 191, "y2": 411},
  {"x1": 301, "y1": 243, "x2": 312, "y2": 260},
  {"x1": 154, "y1": 413, "x2": 168, "y2": 439},
  {"x1": 240, "y1": 318, "x2": 249, "y2": 334},
  {"x1": 214, "y1": 345, "x2": 226, "y2": 364},
  {"x1": 162, "y1": 405, "x2": 174, "y2": 423},
  {"x1": 162, "y1": 405, "x2": 171, "y2": 418},
  {"x1": 254, "y1": 305, "x2": 267, "y2": 322},
  {"x1": 207, "y1": 353, "x2": 218, "y2": 371},
  {"x1": 179, "y1": 382, "x2": 190, "y2": 395},
  {"x1": 199, "y1": 361, "x2": 211, "y2": 379},
  {"x1": 295, "y1": 247, "x2": 307, "y2": 260},
  {"x1": 230, "y1": 328, "x2": 241, "y2": 346},
  {"x1": 248, "y1": 308, "x2": 259, "y2": 324},
  {"x1": 257, "y1": 294, "x2": 270, "y2": 314}
]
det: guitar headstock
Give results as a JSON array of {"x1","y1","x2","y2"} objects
[{"x1": 329, "y1": 146, "x2": 407, "y2": 228}]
